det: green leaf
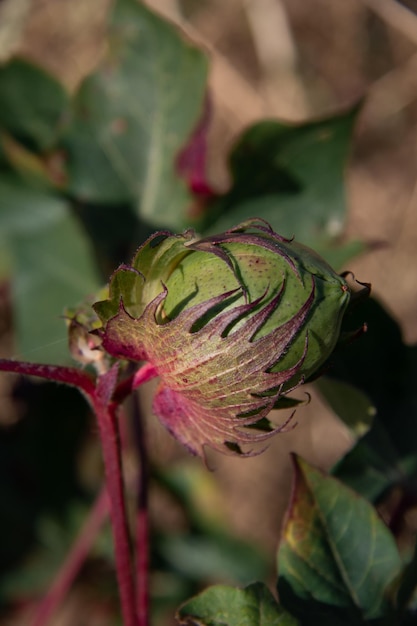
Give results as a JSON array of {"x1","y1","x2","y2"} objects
[
  {"x1": 63, "y1": 0, "x2": 208, "y2": 228},
  {"x1": 315, "y1": 377, "x2": 376, "y2": 438},
  {"x1": 0, "y1": 131, "x2": 67, "y2": 190},
  {"x1": 314, "y1": 240, "x2": 366, "y2": 272},
  {"x1": 1, "y1": 505, "x2": 93, "y2": 598},
  {"x1": 206, "y1": 108, "x2": 359, "y2": 266},
  {"x1": 395, "y1": 538, "x2": 417, "y2": 613},
  {"x1": 154, "y1": 463, "x2": 269, "y2": 587},
  {"x1": 278, "y1": 456, "x2": 402, "y2": 621},
  {"x1": 0, "y1": 58, "x2": 69, "y2": 150},
  {"x1": 0, "y1": 174, "x2": 100, "y2": 363},
  {"x1": 0, "y1": 383, "x2": 89, "y2": 592},
  {"x1": 177, "y1": 582, "x2": 299, "y2": 626},
  {"x1": 331, "y1": 439, "x2": 405, "y2": 502},
  {"x1": 159, "y1": 533, "x2": 268, "y2": 586},
  {"x1": 328, "y1": 297, "x2": 417, "y2": 499}
]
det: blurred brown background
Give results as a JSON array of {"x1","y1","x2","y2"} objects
[
  {"x1": 2, "y1": 0, "x2": 414, "y2": 336},
  {"x1": 1, "y1": 0, "x2": 417, "y2": 624}
]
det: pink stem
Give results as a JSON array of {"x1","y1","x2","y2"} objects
[
  {"x1": 30, "y1": 488, "x2": 109, "y2": 626},
  {"x1": 0, "y1": 359, "x2": 95, "y2": 395},
  {"x1": 112, "y1": 362, "x2": 158, "y2": 405},
  {"x1": 116, "y1": 363, "x2": 155, "y2": 626},
  {"x1": 93, "y1": 394, "x2": 138, "y2": 626},
  {"x1": 132, "y1": 362, "x2": 158, "y2": 389},
  {"x1": 0, "y1": 358, "x2": 156, "y2": 625}
]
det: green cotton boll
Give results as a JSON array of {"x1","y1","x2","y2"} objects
[
  {"x1": 93, "y1": 219, "x2": 354, "y2": 458},
  {"x1": 163, "y1": 238, "x2": 349, "y2": 385}
]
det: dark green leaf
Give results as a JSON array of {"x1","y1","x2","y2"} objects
[
  {"x1": 395, "y1": 538, "x2": 417, "y2": 613},
  {"x1": 63, "y1": 0, "x2": 208, "y2": 228},
  {"x1": 0, "y1": 58, "x2": 69, "y2": 150},
  {"x1": 0, "y1": 174, "x2": 100, "y2": 363},
  {"x1": 331, "y1": 438, "x2": 406, "y2": 502},
  {"x1": 328, "y1": 297, "x2": 417, "y2": 498},
  {"x1": 278, "y1": 456, "x2": 401, "y2": 621},
  {"x1": 1, "y1": 505, "x2": 91, "y2": 598},
  {"x1": 177, "y1": 582, "x2": 299, "y2": 626},
  {"x1": 206, "y1": 108, "x2": 359, "y2": 266},
  {"x1": 315, "y1": 377, "x2": 376, "y2": 438},
  {"x1": 0, "y1": 382, "x2": 89, "y2": 590}
]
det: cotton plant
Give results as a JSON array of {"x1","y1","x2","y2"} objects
[{"x1": 0, "y1": 218, "x2": 366, "y2": 625}]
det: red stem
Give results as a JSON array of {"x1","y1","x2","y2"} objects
[
  {"x1": 30, "y1": 488, "x2": 109, "y2": 626},
  {"x1": 131, "y1": 392, "x2": 150, "y2": 626},
  {"x1": 93, "y1": 394, "x2": 138, "y2": 626},
  {"x1": 0, "y1": 359, "x2": 95, "y2": 395},
  {"x1": 0, "y1": 358, "x2": 156, "y2": 625},
  {"x1": 112, "y1": 362, "x2": 158, "y2": 405},
  {"x1": 108, "y1": 362, "x2": 157, "y2": 625}
]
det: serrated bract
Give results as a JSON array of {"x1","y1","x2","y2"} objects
[{"x1": 94, "y1": 219, "x2": 351, "y2": 457}]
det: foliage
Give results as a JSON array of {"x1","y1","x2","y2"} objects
[{"x1": 0, "y1": 1, "x2": 416, "y2": 625}]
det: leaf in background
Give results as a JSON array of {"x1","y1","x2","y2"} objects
[
  {"x1": 0, "y1": 58, "x2": 69, "y2": 150},
  {"x1": 0, "y1": 381, "x2": 89, "y2": 589},
  {"x1": 1, "y1": 505, "x2": 91, "y2": 599},
  {"x1": 177, "y1": 582, "x2": 299, "y2": 626},
  {"x1": 331, "y1": 439, "x2": 407, "y2": 503},
  {"x1": 0, "y1": 174, "x2": 100, "y2": 363},
  {"x1": 328, "y1": 297, "x2": 417, "y2": 500},
  {"x1": 394, "y1": 538, "x2": 417, "y2": 614},
  {"x1": 278, "y1": 456, "x2": 401, "y2": 622},
  {"x1": 158, "y1": 532, "x2": 268, "y2": 586},
  {"x1": 63, "y1": 0, "x2": 208, "y2": 228},
  {"x1": 156, "y1": 462, "x2": 230, "y2": 530},
  {"x1": 206, "y1": 108, "x2": 361, "y2": 267},
  {"x1": 154, "y1": 463, "x2": 269, "y2": 587},
  {"x1": 176, "y1": 93, "x2": 214, "y2": 200},
  {"x1": 315, "y1": 377, "x2": 376, "y2": 439},
  {"x1": 0, "y1": 131, "x2": 67, "y2": 189}
]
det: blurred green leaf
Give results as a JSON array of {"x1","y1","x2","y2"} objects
[
  {"x1": 0, "y1": 131, "x2": 67, "y2": 189},
  {"x1": 0, "y1": 381, "x2": 89, "y2": 590},
  {"x1": 0, "y1": 174, "x2": 100, "y2": 363},
  {"x1": 177, "y1": 582, "x2": 299, "y2": 626},
  {"x1": 278, "y1": 456, "x2": 401, "y2": 621},
  {"x1": 63, "y1": 0, "x2": 208, "y2": 228},
  {"x1": 331, "y1": 439, "x2": 405, "y2": 502},
  {"x1": 1, "y1": 505, "x2": 89, "y2": 598},
  {"x1": 315, "y1": 377, "x2": 376, "y2": 438},
  {"x1": 328, "y1": 298, "x2": 417, "y2": 499},
  {"x1": 155, "y1": 463, "x2": 269, "y2": 587},
  {"x1": 395, "y1": 538, "x2": 417, "y2": 614},
  {"x1": 314, "y1": 240, "x2": 366, "y2": 272},
  {"x1": 155, "y1": 462, "x2": 229, "y2": 530},
  {"x1": 159, "y1": 532, "x2": 268, "y2": 586},
  {"x1": 0, "y1": 58, "x2": 69, "y2": 150},
  {"x1": 206, "y1": 108, "x2": 359, "y2": 266}
]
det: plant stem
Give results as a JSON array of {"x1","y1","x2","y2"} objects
[
  {"x1": 94, "y1": 399, "x2": 137, "y2": 626},
  {"x1": 94, "y1": 366, "x2": 138, "y2": 626},
  {"x1": 112, "y1": 362, "x2": 158, "y2": 405},
  {"x1": 0, "y1": 359, "x2": 157, "y2": 625},
  {"x1": 30, "y1": 488, "x2": 109, "y2": 626},
  {"x1": 0, "y1": 359, "x2": 95, "y2": 395},
  {"x1": 131, "y1": 392, "x2": 150, "y2": 626}
]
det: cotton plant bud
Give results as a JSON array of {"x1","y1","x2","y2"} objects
[{"x1": 93, "y1": 219, "x2": 352, "y2": 457}]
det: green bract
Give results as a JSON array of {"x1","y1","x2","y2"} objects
[{"x1": 94, "y1": 219, "x2": 351, "y2": 457}]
